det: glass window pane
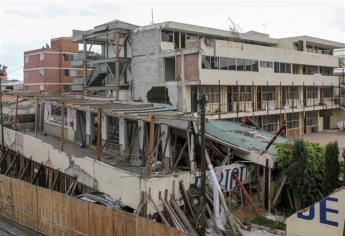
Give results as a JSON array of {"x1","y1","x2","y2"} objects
[
  {"x1": 219, "y1": 57, "x2": 228, "y2": 70},
  {"x1": 211, "y1": 57, "x2": 219, "y2": 69},
  {"x1": 252, "y1": 60, "x2": 258, "y2": 72},
  {"x1": 202, "y1": 56, "x2": 211, "y2": 69},
  {"x1": 229, "y1": 58, "x2": 236, "y2": 70},
  {"x1": 274, "y1": 62, "x2": 279, "y2": 72},
  {"x1": 245, "y1": 59, "x2": 252, "y2": 71},
  {"x1": 237, "y1": 59, "x2": 244, "y2": 71}
]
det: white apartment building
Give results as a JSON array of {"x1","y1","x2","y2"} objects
[{"x1": 72, "y1": 20, "x2": 345, "y2": 138}]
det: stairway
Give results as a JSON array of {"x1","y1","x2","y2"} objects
[
  {"x1": 104, "y1": 125, "x2": 120, "y2": 153},
  {"x1": 87, "y1": 64, "x2": 108, "y2": 87}
]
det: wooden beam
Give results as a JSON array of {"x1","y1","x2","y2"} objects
[
  {"x1": 60, "y1": 102, "x2": 65, "y2": 151},
  {"x1": 123, "y1": 126, "x2": 140, "y2": 163},
  {"x1": 96, "y1": 108, "x2": 102, "y2": 161},
  {"x1": 272, "y1": 175, "x2": 287, "y2": 208},
  {"x1": 147, "y1": 115, "x2": 155, "y2": 177},
  {"x1": 14, "y1": 95, "x2": 19, "y2": 130},
  {"x1": 172, "y1": 140, "x2": 188, "y2": 171},
  {"x1": 233, "y1": 174, "x2": 259, "y2": 214}
]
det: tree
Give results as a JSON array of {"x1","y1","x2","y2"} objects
[
  {"x1": 285, "y1": 140, "x2": 309, "y2": 209},
  {"x1": 342, "y1": 148, "x2": 345, "y2": 186},
  {"x1": 276, "y1": 140, "x2": 325, "y2": 209},
  {"x1": 323, "y1": 142, "x2": 340, "y2": 195}
]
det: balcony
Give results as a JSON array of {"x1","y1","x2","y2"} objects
[{"x1": 71, "y1": 52, "x2": 103, "y2": 67}]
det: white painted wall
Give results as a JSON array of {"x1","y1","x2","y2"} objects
[
  {"x1": 286, "y1": 188, "x2": 345, "y2": 236},
  {"x1": 2, "y1": 127, "x2": 191, "y2": 213}
]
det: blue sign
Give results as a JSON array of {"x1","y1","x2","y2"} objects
[{"x1": 297, "y1": 197, "x2": 339, "y2": 227}]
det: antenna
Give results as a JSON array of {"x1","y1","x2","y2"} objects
[
  {"x1": 260, "y1": 22, "x2": 269, "y2": 33},
  {"x1": 228, "y1": 17, "x2": 247, "y2": 46},
  {"x1": 151, "y1": 9, "x2": 154, "y2": 24}
]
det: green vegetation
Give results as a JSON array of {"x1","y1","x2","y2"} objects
[
  {"x1": 276, "y1": 140, "x2": 325, "y2": 209},
  {"x1": 323, "y1": 142, "x2": 340, "y2": 195},
  {"x1": 249, "y1": 215, "x2": 286, "y2": 230},
  {"x1": 342, "y1": 148, "x2": 345, "y2": 186}
]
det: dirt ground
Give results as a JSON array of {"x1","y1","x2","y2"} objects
[{"x1": 298, "y1": 130, "x2": 345, "y2": 150}]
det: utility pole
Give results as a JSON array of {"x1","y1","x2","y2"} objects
[
  {"x1": 0, "y1": 67, "x2": 4, "y2": 151},
  {"x1": 198, "y1": 93, "x2": 207, "y2": 236}
]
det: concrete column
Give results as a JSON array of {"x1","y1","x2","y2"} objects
[
  {"x1": 119, "y1": 117, "x2": 127, "y2": 155},
  {"x1": 85, "y1": 111, "x2": 93, "y2": 145},
  {"x1": 86, "y1": 111, "x2": 92, "y2": 136},
  {"x1": 101, "y1": 115, "x2": 108, "y2": 140},
  {"x1": 138, "y1": 120, "x2": 145, "y2": 158},
  {"x1": 161, "y1": 124, "x2": 171, "y2": 168},
  {"x1": 44, "y1": 103, "x2": 51, "y2": 122}
]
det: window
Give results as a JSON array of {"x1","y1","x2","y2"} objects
[
  {"x1": 24, "y1": 56, "x2": 29, "y2": 63},
  {"x1": 234, "y1": 86, "x2": 252, "y2": 102},
  {"x1": 229, "y1": 58, "x2": 236, "y2": 70},
  {"x1": 306, "y1": 87, "x2": 318, "y2": 99},
  {"x1": 24, "y1": 72, "x2": 29, "y2": 79},
  {"x1": 63, "y1": 85, "x2": 70, "y2": 92},
  {"x1": 304, "y1": 66, "x2": 318, "y2": 75},
  {"x1": 245, "y1": 59, "x2": 252, "y2": 71},
  {"x1": 274, "y1": 62, "x2": 279, "y2": 73},
  {"x1": 50, "y1": 105, "x2": 67, "y2": 124},
  {"x1": 320, "y1": 67, "x2": 333, "y2": 76},
  {"x1": 63, "y1": 69, "x2": 70, "y2": 76},
  {"x1": 237, "y1": 59, "x2": 244, "y2": 71},
  {"x1": 70, "y1": 69, "x2": 77, "y2": 77},
  {"x1": 211, "y1": 57, "x2": 219, "y2": 69},
  {"x1": 287, "y1": 113, "x2": 299, "y2": 129},
  {"x1": 259, "y1": 61, "x2": 273, "y2": 68},
  {"x1": 63, "y1": 54, "x2": 73, "y2": 61},
  {"x1": 274, "y1": 62, "x2": 291, "y2": 73},
  {"x1": 251, "y1": 60, "x2": 259, "y2": 72},
  {"x1": 39, "y1": 53, "x2": 44, "y2": 61},
  {"x1": 289, "y1": 87, "x2": 299, "y2": 99},
  {"x1": 38, "y1": 69, "x2": 44, "y2": 76},
  {"x1": 186, "y1": 34, "x2": 198, "y2": 43},
  {"x1": 219, "y1": 57, "x2": 228, "y2": 70},
  {"x1": 201, "y1": 56, "x2": 259, "y2": 72},
  {"x1": 262, "y1": 86, "x2": 276, "y2": 100},
  {"x1": 286, "y1": 63, "x2": 291, "y2": 73},
  {"x1": 202, "y1": 56, "x2": 211, "y2": 69},
  {"x1": 199, "y1": 86, "x2": 219, "y2": 103},
  {"x1": 322, "y1": 87, "x2": 333, "y2": 98},
  {"x1": 262, "y1": 116, "x2": 278, "y2": 132},
  {"x1": 161, "y1": 30, "x2": 173, "y2": 42},
  {"x1": 293, "y1": 65, "x2": 299, "y2": 74},
  {"x1": 306, "y1": 111, "x2": 318, "y2": 127}
]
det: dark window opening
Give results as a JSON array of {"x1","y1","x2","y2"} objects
[
  {"x1": 219, "y1": 57, "x2": 228, "y2": 70},
  {"x1": 229, "y1": 58, "x2": 236, "y2": 70},
  {"x1": 237, "y1": 59, "x2": 244, "y2": 71},
  {"x1": 161, "y1": 30, "x2": 173, "y2": 42}
]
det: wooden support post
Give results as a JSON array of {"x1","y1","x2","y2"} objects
[
  {"x1": 34, "y1": 97, "x2": 39, "y2": 138},
  {"x1": 264, "y1": 159, "x2": 271, "y2": 213},
  {"x1": 172, "y1": 140, "x2": 188, "y2": 171},
  {"x1": 96, "y1": 108, "x2": 102, "y2": 161},
  {"x1": 234, "y1": 174, "x2": 259, "y2": 214},
  {"x1": 60, "y1": 102, "x2": 65, "y2": 151},
  {"x1": 147, "y1": 115, "x2": 155, "y2": 177},
  {"x1": 272, "y1": 175, "x2": 287, "y2": 208},
  {"x1": 14, "y1": 95, "x2": 19, "y2": 130}
]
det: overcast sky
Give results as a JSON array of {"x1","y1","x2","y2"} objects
[{"x1": 0, "y1": 0, "x2": 344, "y2": 80}]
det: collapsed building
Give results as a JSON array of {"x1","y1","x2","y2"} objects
[{"x1": 0, "y1": 93, "x2": 287, "y2": 234}]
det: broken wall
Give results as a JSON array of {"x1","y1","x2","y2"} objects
[{"x1": 2, "y1": 127, "x2": 191, "y2": 213}]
